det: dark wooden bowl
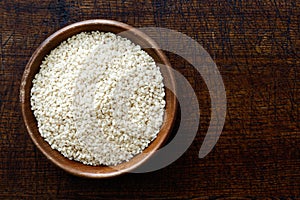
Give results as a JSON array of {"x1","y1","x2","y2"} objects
[{"x1": 20, "y1": 19, "x2": 177, "y2": 178}]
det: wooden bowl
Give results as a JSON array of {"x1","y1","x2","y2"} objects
[{"x1": 20, "y1": 19, "x2": 177, "y2": 178}]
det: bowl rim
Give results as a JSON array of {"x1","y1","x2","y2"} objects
[{"x1": 20, "y1": 19, "x2": 177, "y2": 178}]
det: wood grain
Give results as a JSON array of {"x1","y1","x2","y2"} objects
[{"x1": 0, "y1": 0, "x2": 299, "y2": 198}]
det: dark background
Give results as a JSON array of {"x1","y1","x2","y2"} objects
[{"x1": 0, "y1": 0, "x2": 299, "y2": 199}]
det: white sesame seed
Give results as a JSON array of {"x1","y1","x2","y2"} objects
[{"x1": 31, "y1": 31, "x2": 165, "y2": 166}]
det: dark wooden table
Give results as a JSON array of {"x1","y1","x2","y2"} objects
[{"x1": 1, "y1": 0, "x2": 299, "y2": 199}]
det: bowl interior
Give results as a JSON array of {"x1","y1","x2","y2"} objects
[{"x1": 20, "y1": 19, "x2": 176, "y2": 178}]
